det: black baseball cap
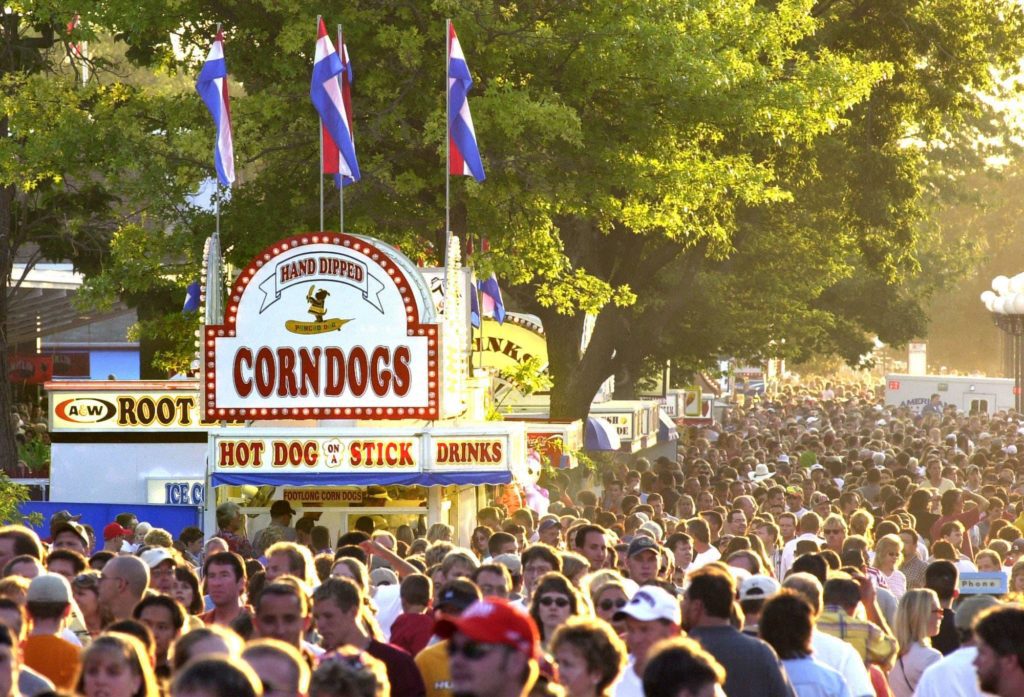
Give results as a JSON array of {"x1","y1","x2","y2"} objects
[
  {"x1": 436, "y1": 579, "x2": 482, "y2": 613},
  {"x1": 627, "y1": 536, "x2": 659, "y2": 558}
]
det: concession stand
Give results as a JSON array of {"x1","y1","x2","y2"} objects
[
  {"x1": 44, "y1": 232, "x2": 539, "y2": 545},
  {"x1": 199, "y1": 231, "x2": 535, "y2": 541}
]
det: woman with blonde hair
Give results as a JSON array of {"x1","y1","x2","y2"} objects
[
  {"x1": 874, "y1": 534, "x2": 907, "y2": 600},
  {"x1": 849, "y1": 510, "x2": 874, "y2": 542},
  {"x1": 76, "y1": 632, "x2": 160, "y2": 697},
  {"x1": 560, "y1": 553, "x2": 591, "y2": 586},
  {"x1": 331, "y1": 557, "x2": 384, "y2": 640},
  {"x1": 589, "y1": 580, "x2": 631, "y2": 634},
  {"x1": 426, "y1": 523, "x2": 454, "y2": 544},
  {"x1": 888, "y1": 589, "x2": 943, "y2": 697}
]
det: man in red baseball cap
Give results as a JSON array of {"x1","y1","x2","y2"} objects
[
  {"x1": 102, "y1": 523, "x2": 133, "y2": 553},
  {"x1": 434, "y1": 598, "x2": 540, "y2": 697}
]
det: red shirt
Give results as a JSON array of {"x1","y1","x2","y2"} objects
[
  {"x1": 388, "y1": 612, "x2": 435, "y2": 657},
  {"x1": 200, "y1": 604, "x2": 252, "y2": 627},
  {"x1": 930, "y1": 507, "x2": 984, "y2": 560}
]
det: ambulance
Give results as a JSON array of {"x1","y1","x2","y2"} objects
[{"x1": 884, "y1": 374, "x2": 1014, "y2": 414}]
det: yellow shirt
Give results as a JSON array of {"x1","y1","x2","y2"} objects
[
  {"x1": 817, "y1": 607, "x2": 897, "y2": 667},
  {"x1": 415, "y1": 640, "x2": 451, "y2": 697}
]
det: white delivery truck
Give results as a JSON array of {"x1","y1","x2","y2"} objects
[{"x1": 884, "y1": 374, "x2": 1015, "y2": 414}]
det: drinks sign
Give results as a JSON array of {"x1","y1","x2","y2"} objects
[{"x1": 204, "y1": 234, "x2": 440, "y2": 420}]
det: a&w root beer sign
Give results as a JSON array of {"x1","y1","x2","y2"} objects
[{"x1": 204, "y1": 233, "x2": 441, "y2": 420}]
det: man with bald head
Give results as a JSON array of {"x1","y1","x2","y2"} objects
[{"x1": 97, "y1": 555, "x2": 149, "y2": 626}]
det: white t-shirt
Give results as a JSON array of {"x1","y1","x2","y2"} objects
[
  {"x1": 612, "y1": 657, "x2": 644, "y2": 697},
  {"x1": 780, "y1": 533, "x2": 824, "y2": 578},
  {"x1": 811, "y1": 629, "x2": 873, "y2": 697},
  {"x1": 690, "y1": 546, "x2": 722, "y2": 571},
  {"x1": 914, "y1": 646, "x2": 996, "y2": 697},
  {"x1": 373, "y1": 584, "x2": 403, "y2": 640}
]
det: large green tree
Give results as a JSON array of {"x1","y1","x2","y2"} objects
[
  {"x1": 92, "y1": 1, "x2": 884, "y2": 403},
  {"x1": 0, "y1": 3, "x2": 221, "y2": 464},
  {"x1": 60, "y1": 0, "x2": 1024, "y2": 425}
]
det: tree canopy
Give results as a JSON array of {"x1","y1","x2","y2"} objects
[{"x1": 3, "y1": 0, "x2": 1022, "y2": 439}]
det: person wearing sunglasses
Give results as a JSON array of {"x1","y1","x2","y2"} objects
[
  {"x1": 434, "y1": 598, "x2": 540, "y2": 697},
  {"x1": 591, "y1": 581, "x2": 630, "y2": 633},
  {"x1": 529, "y1": 573, "x2": 584, "y2": 653}
]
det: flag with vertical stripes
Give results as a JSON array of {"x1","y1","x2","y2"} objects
[
  {"x1": 448, "y1": 22, "x2": 485, "y2": 182},
  {"x1": 195, "y1": 30, "x2": 236, "y2": 187},
  {"x1": 322, "y1": 30, "x2": 357, "y2": 189},
  {"x1": 478, "y1": 274, "x2": 505, "y2": 323},
  {"x1": 312, "y1": 18, "x2": 359, "y2": 186}
]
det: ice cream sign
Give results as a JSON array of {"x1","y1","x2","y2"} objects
[{"x1": 204, "y1": 234, "x2": 440, "y2": 420}]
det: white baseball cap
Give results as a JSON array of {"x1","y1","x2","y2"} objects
[
  {"x1": 140, "y1": 548, "x2": 175, "y2": 568},
  {"x1": 738, "y1": 574, "x2": 780, "y2": 602},
  {"x1": 613, "y1": 585, "x2": 681, "y2": 625}
]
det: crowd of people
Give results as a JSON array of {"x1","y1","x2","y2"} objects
[{"x1": 1, "y1": 380, "x2": 1024, "y2": 697}]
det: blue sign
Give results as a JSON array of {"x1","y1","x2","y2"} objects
[
  {"x1": 164, "y1": 482, "x2": 205, "y2": 506},
  {"x1": 959, "y1": 571, "x2": 1008, "y2": 595}
]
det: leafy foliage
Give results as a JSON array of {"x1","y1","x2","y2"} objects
[{"x1": 2, "y1": 0, "x2": 1021, "y2": 439}]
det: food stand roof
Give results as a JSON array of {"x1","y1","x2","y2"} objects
[{"x1": 9, "y1": 264, "x2": 131, "y2": 344}]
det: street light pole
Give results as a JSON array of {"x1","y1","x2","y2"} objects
[{"x1": 982, "y1": 276, "x2": 1024, "y2": 412}]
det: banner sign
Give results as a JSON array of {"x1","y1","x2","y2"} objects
[
  {"x1": 9, "y1": 355, "x2": 53, "y2": 384},
  {"x1": 597, "y1": 412, "x2": 634, "y2": 440},
  {"x1": 204, "y1": 234, "x2": 440, "y2": 420},
  {"x1": 281, "y1": 488, "x2": 365, "y2": 505},
  {"x1": 210, "y1": 425, "x2": 522, "y2": 476},
  {"x1": 429, "y1": 435, "x2": 510, "y2": 471},
  {"x1": 49, "y1": 386, "x2": 239, "y2": 432}
]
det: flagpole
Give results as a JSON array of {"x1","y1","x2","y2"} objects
[
  {"x1": 338, "y1": 24, "x2": 345, "y2": 234},
  {"x1": 478, "y1": 281, "x2": 484, "y2": 371},
  {"x1": 443, "y1": 18, "x2": 451, "y2": 290},
  {"x1": 214, "y1": 23, "x2": 223, "y2": 238},
  {"x1": 318, "y1": 16, "x2": 325, "y2": 232}
]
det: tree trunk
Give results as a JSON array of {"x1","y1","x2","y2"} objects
[
  {"x1": 0, "y1": 177, "x2": 17, "y2": 467},
  {"x1": 542, "y1": 305, "x2": 623, "y2": 421}
]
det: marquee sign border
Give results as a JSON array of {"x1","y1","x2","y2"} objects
[{"x1": 203, "y1": 233, "x2": 440, "y2": 420}]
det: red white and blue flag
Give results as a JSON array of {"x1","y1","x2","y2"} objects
[
  {"x1": 195, "y1": 30, "x2": 235, "y2": 187},
  {"x1": 323, "y1": 29, "x2": 357, "y2": 189},
  {"x1": 448, "y1": 22, "x2": 485, "y2": 182},
  {"x1": 311, "y1": 18, "x2": 360, "y2": 186},
  {"x1": 478, "y1": 273, "x2": 505, "y2": 323}
]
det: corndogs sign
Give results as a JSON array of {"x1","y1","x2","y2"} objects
[{"x1": 204, "y1": 234, "x2": 440, "y2": 420}]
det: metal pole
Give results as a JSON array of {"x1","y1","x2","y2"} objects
[
  {"x1": 443, "y1": 19, "x2": 451, "y2": 295},
  {"x1": 318, "y1": 16, "x2": 324, "y2": 232},
  {"x1": 445, "y1": 18, "x2": 451, "y2": 239},
  {"x1": 1011, "y1": 321, "x2": 1019, "y2": 413},
  {"x1": 338, "y1": 24, "x2": 345, "y2": 234}
]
